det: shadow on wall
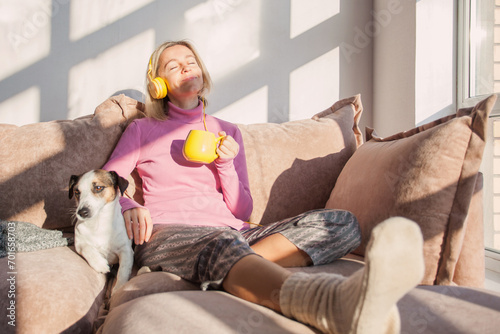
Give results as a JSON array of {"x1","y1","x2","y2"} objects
[{"x1": 0, "y1": 0, "x2": 374, "y2": 128}]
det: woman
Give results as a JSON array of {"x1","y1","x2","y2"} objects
[{"x1": 103, "y1": 40, "x2": 424, "y2": 334}]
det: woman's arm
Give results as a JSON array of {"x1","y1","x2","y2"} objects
[
  {"x1": 215, "y1": 128, "x2": 253, "y2": 221},
  {"x1": 103, "y1": 122, "x2": 143, "y2": 212},
  {"x1": 102, "y1": 121, "x2": 152, "y2": 244},
  {"x1": 103, "y1": 121, "x2": 141, "y2": 181}
]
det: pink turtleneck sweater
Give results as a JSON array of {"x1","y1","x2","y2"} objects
[{"x1": 102, "y1": 101, "x2": 253, "y2": 231}]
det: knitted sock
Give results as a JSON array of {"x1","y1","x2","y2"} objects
[{"x1": 280, "y1": 217, "x2": 424, "y2": 334}]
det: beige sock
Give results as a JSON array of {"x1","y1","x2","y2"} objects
[{"x1": 280, "y1": 217, "x2": 424, "y2": 334}]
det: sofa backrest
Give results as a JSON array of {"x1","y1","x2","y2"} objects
[
  {"x1": 0, "y1": 94, "x2": 363, "y2": 229},
  {"x1": 238, "y1": 95, "x2": 363, "y2": 225},
  {"x1": 0, "y1": 95, "x2": 144, "y2": 229}
]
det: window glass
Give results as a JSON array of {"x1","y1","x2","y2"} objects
[
  {"x1": 487, "y1": 117, "x2": 500, "y2": 251},
  {"x1": 469, "y1": 0, "x2": 499, "y2": 97},
  {"x1": 467, "y1": 1, "x2": 500, "y2": 253}
]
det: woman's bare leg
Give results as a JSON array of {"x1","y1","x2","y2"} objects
[
  {"x1": 224, "y1": 217, "x2": 425, "y2": 334},
  {"x1": 251, "y1": 233, "x2": 312, "y2": 267},
  {"x1": 222, "y1": 254, "x2": 291, "y2": 312}
]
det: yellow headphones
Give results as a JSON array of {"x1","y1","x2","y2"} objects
[{"x1": 147, "y1": 56, "x2": 168, "y2": 99}]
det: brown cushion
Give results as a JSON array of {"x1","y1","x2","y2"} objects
[
  {"x1": 325, "y1": 95, "x2": 497, "y2": 286},
  {"x1": 0, "y1": 95, "x2": 145, "y2": 229},
  {"x1": 238, "y1": 95, "x2": 363, "y2": 225}
]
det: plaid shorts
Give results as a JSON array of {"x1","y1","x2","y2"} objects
[{"x1": 134, "y1": 209, "x2": 361, "y2": 290}]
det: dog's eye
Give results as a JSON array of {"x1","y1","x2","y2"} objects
[
  {"x1": 95, "y1": 186, "x2": 105, "y2": 192},
  {"x1": 74, "y1": 190, "x2": 80, "y2": 198}
]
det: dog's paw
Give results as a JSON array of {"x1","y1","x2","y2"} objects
[
  {"x1": 89, "y1": 258, "x2": 110, "y2": 274},
  {"x1": 137, "y1": 266, "x2": 152, "y2": 276},
  {"x1": 94, "y1": 264, "x2": 110, "y2": 274}
]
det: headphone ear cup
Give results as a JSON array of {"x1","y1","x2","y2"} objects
[{"x1": 148, "y1": 77, "x2": 168, "y2": 99}]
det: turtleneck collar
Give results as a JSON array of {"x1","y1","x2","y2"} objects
[{"x1": 166, "y1": 100, "x2": 204, "y2": 124}]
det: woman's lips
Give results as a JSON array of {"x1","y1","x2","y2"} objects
[{"x1": 182, "y1": 76, "x2": 198, "y2": 82}]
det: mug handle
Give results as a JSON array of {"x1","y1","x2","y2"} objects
[{"x1": 215, "y1": 135, "x2": 226, "y2": 144}]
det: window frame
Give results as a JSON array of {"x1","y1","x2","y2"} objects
[{"x1": 457, "y1": 0, "x2": 500, "y2": 283}]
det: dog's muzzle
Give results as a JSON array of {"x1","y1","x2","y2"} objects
[{"x1": 78, "y1": 207, "x2": 91, "y2": 219}]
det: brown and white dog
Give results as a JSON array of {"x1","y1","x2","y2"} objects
[{"x1": 69, "y1": 169, "x2": 133, "y2": 295}]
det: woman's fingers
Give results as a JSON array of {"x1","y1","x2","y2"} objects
[
  {"x1": 143, "y1": 210, "x2": 153, "y2": 243},
  {"x1": 123, "y1": 210, "x2": 134, "y2": 240},
  {"x1": 137, "y1": 208, "x2": 152, "y2": 244},
  {"x1": 123, "y1": 207, "x2": 152, "y2": 245},
  {"x1": 217, "y1": 132, "x2": 239, "y2": 161}
]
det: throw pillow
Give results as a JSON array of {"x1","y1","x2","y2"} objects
[{"x1": 326, "y1": 94, "x2": 497, "y2": 286}]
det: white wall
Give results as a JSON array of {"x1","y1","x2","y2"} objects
[
  {"x1": 415, "y1": 0, "x2": 456, "y2": 126},
  {"x1": 373, "y1": 0, "x2": 416, "y2": 137},
  {"x1": 0, "y1": 0, "x2": 374, "y2": 129},
  {"x1": 373, "y1": 0, "x2": 456, "y2": 137}
]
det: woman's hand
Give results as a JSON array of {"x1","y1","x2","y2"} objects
[
  {"x1": 123, "y1": 207, "x2": 153, "y2": 245},
  {"x1": 216, "y1": 131, "x2": 239, "y2": 163}
]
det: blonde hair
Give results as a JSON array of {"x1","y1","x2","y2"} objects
[{"x1": 145, "y1": 40, "x2": 212, "y2": 120}]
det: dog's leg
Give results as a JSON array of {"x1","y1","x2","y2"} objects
[
  {"x1": 112, "y1": 247, "x2": 134, "y2": 295},
  {"x1": 80, "y1": 247, "x2": 110, "y2": 274}
]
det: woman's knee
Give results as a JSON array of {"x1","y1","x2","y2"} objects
[
  {"x1": 198, "y1": 229, "x2": 254, "y2": 286},
  {"x1": 327, "y1": 210, "x2": 362, "y2": 248},
  {"x1": 305, "y1": 209, "x2": 362, "y2": 257},
  {"x1": 298, "y1": 209, "x2": 360, "y2": 230}
]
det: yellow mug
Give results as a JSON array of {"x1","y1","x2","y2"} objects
[{"x1": 183, "y1": 130, "x2": 225, "y2": 164}]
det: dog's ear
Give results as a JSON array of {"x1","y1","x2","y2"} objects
[
  {"x1": 69, "y1": 175, "x2": 80, "y2": 199},
  {"x1": 109, "y1": 171, "x2": 129, "y2": 196}
]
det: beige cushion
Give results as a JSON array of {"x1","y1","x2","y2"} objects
[
  {"x1": 101, "y1": 291, "x2": 317, "y2": 334},
  {"x1": 326, "y1": 95, "x2": 497, "y2": 286},
  {"x1": 109, "y1": 272, "x2": 198, "y2": 310},
  {"x1": 398, "y1": 285, "x2": 500, "y2": 333},
  {"x1": 0, "y1": 95, "x2": 145, "y2": 229},
  {"x1": 238, "y1": 95, "x2": 363, "y2": 225},
  {"x1": 0, "y1": 247, "x2": 106, "y2": 333},
  {"x1": 99, "y1": 284, "x2": 500, "y2": 334},
  {"x1": 108, "y1": 256, "x2": 365, "y2": 310}
]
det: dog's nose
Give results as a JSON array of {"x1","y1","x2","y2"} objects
[{"x1": 78, "y1": 207, "x2": 90, "y2": 218}]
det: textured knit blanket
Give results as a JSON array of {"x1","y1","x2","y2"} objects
[{"x1": 0, "y1": 220, "x2": 73, "y2": 258}]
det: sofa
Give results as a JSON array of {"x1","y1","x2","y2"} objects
[{"x1": 1, "y1": 93, "x2": 500, "y2": 333}]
